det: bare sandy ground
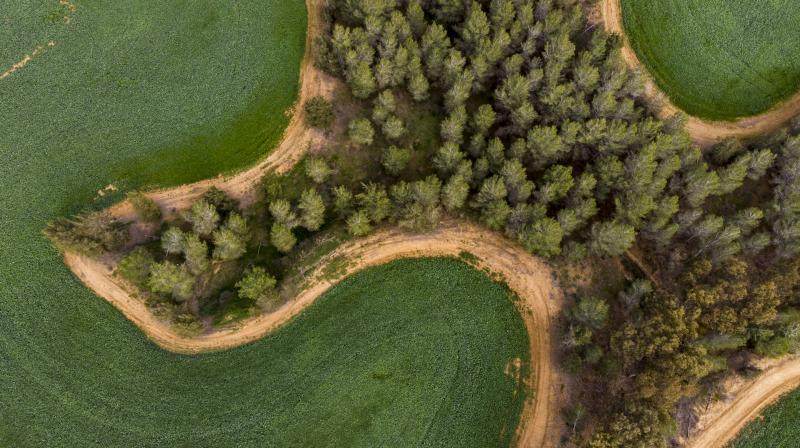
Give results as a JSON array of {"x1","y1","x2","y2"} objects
[
  {"x1": 601, "y1": 0, "x2": 800, "y2": 146},
  {"x1": 66, "y1": 222, "x2": 566, "y2": 447}
]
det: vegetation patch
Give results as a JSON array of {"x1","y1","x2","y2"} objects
[{"x1": 622, "y1": 0, "x2": 800, "y2": 120}]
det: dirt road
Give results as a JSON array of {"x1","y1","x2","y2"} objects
[
  {"x1": 66, "y1": 222, "x2": 565, "y2": 447},
  {"x1": 685, "y1": 357, "x2": 800, "y2": 448},
  {"x1": 601, "y1": 0, "x2": 800, "y2": 146}
]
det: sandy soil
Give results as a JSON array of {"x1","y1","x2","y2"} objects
[
  {"x1": 107, "y1": 0, "x2": 338, "y2": 223},
  {"x1": 683, "y1": 356, "x2": 800, "y2": 448},
  {"x1": 601, "y1": 0, "x2": 800, "y2": 147},
  {"x1": 66, "y1": 222, "x2": 566, "y2": 447}
]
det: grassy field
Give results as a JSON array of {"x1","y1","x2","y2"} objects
[
  {"x1": 1, "y1": 0, "x2": 305, "y2": 190},
  {"x1": 729, "y1": 388, "x2": 800, "y2": 447},
  {"x1": 1, "y1": 252, "x2": 529, "y2": 446},
  {"x1": 621, "y1": 0, "x2": 800, "y2": 121}
]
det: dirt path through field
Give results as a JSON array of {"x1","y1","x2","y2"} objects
[
  {"x1": 107, "y1": 0, "x2": 337, "y2": 222},
  {"x1": 685, "y1": 357, "x2": 800, "y2": 448},
  {"x1": 601, "y1": 0, "x2": 800, "y2": 146},
  {"x1": 66, "y1": 222, "x2": 565, "y2": 447}
]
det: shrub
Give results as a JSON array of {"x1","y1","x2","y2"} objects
[
  {"x1": 304, "y1": 96, "x2": 334, "y2": 129},
  {"x1": 44, "y1": 212, "x2": 129, "y2": 256},
  {"x1": 126, "y1": 192, "x2": 161, "y2": 222},
  {"x1": 202, "y1": 187, "x2": 239, "y2": 215},
  {"x1": 117, "y1": 247, "x2": 154, "y2": 288}
]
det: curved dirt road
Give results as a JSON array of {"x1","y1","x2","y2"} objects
[
  {"x1": 67, "y1": 222, "x2": 565, "y2": 447},
  {"x1": 686, "y1": 357, "x2": 800, "y2": 448},
  {"x1": 602, "y1": 0, "x2": 800, "y2": 146}
]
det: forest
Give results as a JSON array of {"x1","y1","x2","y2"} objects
[{"x1": 45, "y1": 0, "x2": 800, "y2": 446}]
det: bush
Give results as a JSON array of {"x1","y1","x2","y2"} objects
[
  {"x1": 236, "y1": 267, "x2": 278, "y2": 309},
  {"x1": 304, "y1": 96, "x2": 334, "y2": 129},
  {"x1": 126, "y1": 192, "x2": 161, "y2": 222},
  {"x1": 202, "y1": 187, "x2": 238, "y2": 215},
  {"x1": 117, "y1": 247, "x2": 154, "y2": 288},
  {"x1": 44, "y1": 212, "x2": 129, "y2": 256}
]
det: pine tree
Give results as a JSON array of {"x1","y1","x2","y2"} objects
[
  {"x1": 347, "y1": 210, "x2": 372, "y2": 236},
  {"x1": 382, "y1": 145, "x2": 411, "y2": 175},
  {"x1": 270, "y1": 223, "x2": 297, "y2": 253},
  {"x1": 212, "y1": 228, "x2": 247, "y2": 261},
  {"x1": 298, "y1": 189, "x2": 326, "y2": 231},
  {"x1": 183, "y1": 233, "x2": 210, "y2": 274},
  {"x1": 161, "y1": 227, "x2": 185, "y2": 255}
]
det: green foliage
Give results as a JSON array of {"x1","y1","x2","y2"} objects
[
  {"x1": 44, "y1": 212, "x2": 129, "y2": 256},
  {"x1": 270, "y1": 222, "x2": 297, "y2": 253},
  {"x1": 297, "y1": 188, "x2": 326, "y2": 231},
  {"x1": 183, "y1": 233, "x2": 210, "y2": 274},
  {"x1": 236, "y1": 267, "x2": 278, "y2": 308},
  {"x1": 203, "y1": 187, "x2": 239, "y2": 215},
  {"x1": 148, "y1": 262, "x2": 195, "y2": 302},
  {"x1": 212, "y1": 228, "x2": 247, "y2": 261},
  {"x1": 183, "y1": 199, "x2": 220, "y2": 236},
  {"x1": 346, "y1": 210, "x2": 372, "y2": 237},
  {"x1": 304, "y1": 96, "x2": 334, "y2": 129},
  {"x1": 305, "y1": 158, "x2": 333, "y2": 184},
  {"x1": 117, "y1": 247, "x2": 155, "y2": 288},
  {"x1": 161, "y1": 227, "x2": 185, "y2": 255},
  {"x1": 126, "y1": 192, "x2": 161, "y2": 222},
  {"x1": 381, "y1": 145, "x2": 411, "y2": 175},
  {"x1": 589, "y1": 221, "x2": 636, "y2": 257},
  {"x1": 348, "y1": 118, "x2": 375, "y2": 146}
]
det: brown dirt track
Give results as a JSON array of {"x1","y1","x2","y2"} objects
[
  {"x1": 685, "y1": 357, "x2": 800, "y2": 448},
  {"x1": 601, "y1": 0, "x2": 800, "y2": 147}
]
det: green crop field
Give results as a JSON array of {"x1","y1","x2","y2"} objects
[
  {"x1": 1, "y1": 0, "x2": 305, "y2": 189},
  {"x1": 0, "y1": 251, "x2": 529, "y2": 446},
  {"x1": 621, "y1": 0, "x2": 800, "y2": 121},
  {"x1": 729, "y1": 388, "x2": 800, "y2": 448}
]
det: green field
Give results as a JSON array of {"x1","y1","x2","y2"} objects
[
  {"x1": 1, "y1": 251, "x2": 529, "y2": 446},
  {"x1": 729, "y1": 388, "x2": 800, "y2": 448},
  {"x1": 621, "y1": 0, "x2": 800, "y2": 120},
  {"x1": 1, "y1": 0, "x2": 305, "y2": 189}
]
